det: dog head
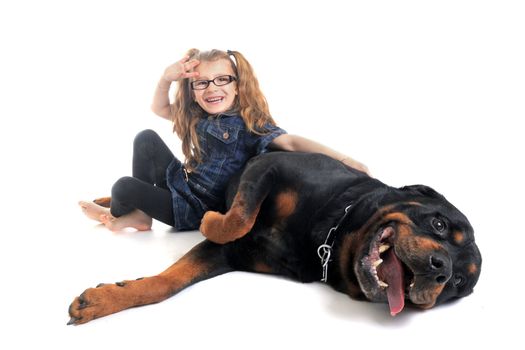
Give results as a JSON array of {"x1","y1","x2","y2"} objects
[{"x1": 343, "y1": 184, "x2": 481, "y2": 315}]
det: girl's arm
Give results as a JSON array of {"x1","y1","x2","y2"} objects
[
  {"x1": 270, "y1": 134, "x2": 370, "y2": 175},
  {"x1": 151, "y1": 56, "x2": 200, "y2": 120},
  {"x1": 151, "y1": 78, "x2": 173, "y2": 120}
]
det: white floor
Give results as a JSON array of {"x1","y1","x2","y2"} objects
[
  {"x1": 3, "y1": 196, "x2": 522, "y2": 349},
  {"x1": 1, "y1": 1, "x2": 524, "y2": 349}
]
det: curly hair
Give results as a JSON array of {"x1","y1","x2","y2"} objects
[{"x1": 171, "y1": 49, "x2": 277, "y2": 171}]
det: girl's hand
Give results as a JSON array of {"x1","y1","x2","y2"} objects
[
  {"x1": 162, "y1": 55, "x2": 200, "y2": 83},
  {"x1": 342, "y1": 157, "x2": 371, "y2": 176}
]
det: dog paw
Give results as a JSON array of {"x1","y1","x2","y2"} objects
[
  {"x1": 67, "y1": 283, "x2": 127, "y2": 325},
  {"x1": 199, "y1": 211, "x2": 232, "y2": 244},
  {"x1": 200, "y1": 211, "x2": 219, "y2": 236},
  {"x1": 200, "y1": 211, "x2": 251, "y2": 244}
]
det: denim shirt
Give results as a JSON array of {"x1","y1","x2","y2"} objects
[{"x1": 166, "y1": 113, "x2": 287, "y2": 230}]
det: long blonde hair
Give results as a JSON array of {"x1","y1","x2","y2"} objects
[{"x1": 171, "y1": 49, "x2": 277, "y2": 171}]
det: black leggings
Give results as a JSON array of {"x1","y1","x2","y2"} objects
[{"x1": 110, "y1": 129, "x2": 176, "y2": 226}]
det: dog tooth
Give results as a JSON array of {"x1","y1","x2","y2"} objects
[
  {"x1": 372, "y1": 259, "x2": 383, "y2": 267},
  {"x1": 378, "y1": 281, "x2": 389, "y2": 288},
  {"x1": 379, "y1": 244, "x2": 390, "y2": 253},
  {"x1": 410, "y1": 281, "x2": 415, "y2": 288}
]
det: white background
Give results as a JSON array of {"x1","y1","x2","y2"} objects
[{"x1": 1, "y1": 0, "x2": 523, "y2": 348}]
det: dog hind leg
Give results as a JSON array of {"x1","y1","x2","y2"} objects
[{"x1": 199, "y1": 162, "x2": 279, "y2": 244}]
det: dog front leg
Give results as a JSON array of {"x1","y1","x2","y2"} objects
[{"x1": 68, "y1": 240, "x2": 231, "y2": 325}]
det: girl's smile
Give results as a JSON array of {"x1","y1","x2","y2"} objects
[{"x1": 204, "y1": 95, "x2": 225, "y2": 104}]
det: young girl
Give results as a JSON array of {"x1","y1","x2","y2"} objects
[{"x1": 79, "y1": 49, "x2": 369, "y2": 232}]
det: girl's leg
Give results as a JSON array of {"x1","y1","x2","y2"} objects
[
  {"x1": 80, "y1": 129, "x2": 177, "y2": 229},
  {"x1": 102, "y1": 176, "x2": 175, "y2": 231},
  {"x1": 132, "y1": 129, "x2": 175, "y2": 189}
]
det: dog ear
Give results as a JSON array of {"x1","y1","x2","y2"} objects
[{"x1": 399, "y1": 184, "x2": 445, "y2": 200}]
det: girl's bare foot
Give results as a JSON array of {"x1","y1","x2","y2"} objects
[
  {"x1": 79, "y1": 201, "x2": 111, "y2": 222},
  {"x1": 100, "y1": 209, "x2": 152, "y2": 232}
]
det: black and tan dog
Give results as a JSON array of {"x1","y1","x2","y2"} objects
[{"x1": 68, "y1": 152, "x2": 482, "y2": 325}]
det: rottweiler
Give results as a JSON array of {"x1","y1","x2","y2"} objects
[{"x1": 68, "y1": 152, "x2": 482, "y2": 325}]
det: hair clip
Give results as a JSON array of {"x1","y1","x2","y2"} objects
[{"x1": 227, "y1": 50, "x2": 238, "y2": 67}]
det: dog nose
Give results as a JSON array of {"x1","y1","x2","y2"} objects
[{"x1": 429, "y1": 254, "x2": 452, "y2": 284}]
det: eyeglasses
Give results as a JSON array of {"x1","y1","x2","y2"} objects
[{"x1": 190, "y1": 75, "x2": 237, "y2": 90}]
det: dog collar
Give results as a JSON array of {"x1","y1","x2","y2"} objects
[{"x1": 317, "y1": 204, "x2": 353, "y2": 283}]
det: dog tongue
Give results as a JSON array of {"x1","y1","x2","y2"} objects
[{"x1": 382, "y1": 248, "x2": 405, "y2": 316}]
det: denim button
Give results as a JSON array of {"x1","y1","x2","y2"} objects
[{"x1": 223, "y1": 132, "x2": 229, "y2": 139}]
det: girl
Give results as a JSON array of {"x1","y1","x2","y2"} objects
[{"x1": 79, "y1": 49, "x2": 369, "y2": 232}]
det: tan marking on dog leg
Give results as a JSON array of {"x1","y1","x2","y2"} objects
[
  {"x1": 274, "y1": 189, "x2": 298, "y2": 221},
  {"x1": 200, "y1": 192, "x2": 260, "y2": 244}
]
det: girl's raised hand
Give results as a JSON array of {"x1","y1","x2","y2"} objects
[{"x1": 162, "y1": 55, "x2": 200, "y2": 83}]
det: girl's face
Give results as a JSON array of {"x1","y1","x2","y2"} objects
[{"x1": 192, "y1": 59, "x2": 238, "y2": 115}]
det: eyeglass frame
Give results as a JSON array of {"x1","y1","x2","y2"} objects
[{"x1": 190, "y1": 75, "x2": 238, "y2": 90}]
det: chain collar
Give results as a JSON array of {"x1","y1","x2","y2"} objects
[{"x1": 317, "y1": 204, "x2": 353, "y2": 283}]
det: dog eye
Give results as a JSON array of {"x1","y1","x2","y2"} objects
[
  {"x1": 431, "y1": 218, "x2": 447, "y2": 233},
  {"x1": 453, "y1": 274, "x2": 465, "y2": 287}
]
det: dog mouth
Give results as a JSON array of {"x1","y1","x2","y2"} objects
[{"x1": 358, "y1": 225, "x2": 415, "y2": 316}]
